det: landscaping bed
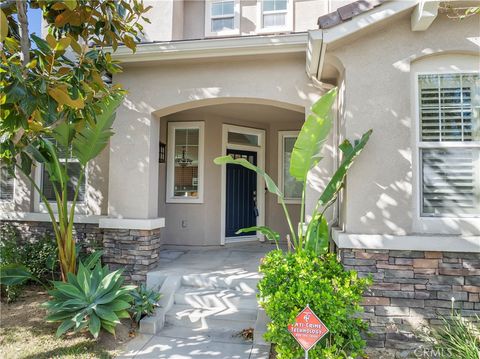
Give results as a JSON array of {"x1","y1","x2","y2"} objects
[{"x1": 0, "y1": 286, "x2": 133, "y2": 359}]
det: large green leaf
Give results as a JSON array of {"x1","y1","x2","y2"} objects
[
  {"x1": 53, "y1": 121, "x2": 75, "y2": 148},
  {"x1": 236, "y1": 226, "x2": 280, "y2": 242},
  {"x1": 89, "y1": 312, "x2": 101, "y2": 338},
  {"x1": 53, "y1": 281, "x2": 84, "y2": 299},
  {"x1": 214, "y1": 156, "x2": 282, "y2": 197},
  {"x1": 83, "y1": 250, "x2": 103, "y2": 270},
  {"x1": 95, "y1": 304, "x2": 120, "y2": 323},
  {"x1": 319, "y1": 129, "x2": 373, "y2": 206},
  {"x1": 290, "y1": 88, "x2": 337, "y2": 182},
  {"x1": 0, "y1": 264, "x2": 33, "y2": 286},
  {"x1": 305, "y1": 215, "x2": 329, "y2": 255},
  {"x1": 72, "y1": 94, "x2": 123, "y2": 166},
  {"x1": 56, "y1": 319, "x2": 75, "y2": 337}
]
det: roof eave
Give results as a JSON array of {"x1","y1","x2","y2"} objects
[{"x1": 110, "y1": 33, "x2": 308, "y2": 63}]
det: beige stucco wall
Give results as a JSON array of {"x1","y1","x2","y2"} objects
[
  {"x1": 110, "y1": 52, "x2": 332, "y2": 244},
  {"x1": 326, "y1": 13, "x2": 480, "y2": 236},
  {"x1": 157, "y1": 110, "x2": 303, "y2": 245},
  {"x1": 141, "y1": 0, "x2": 350, "y2": 41}
]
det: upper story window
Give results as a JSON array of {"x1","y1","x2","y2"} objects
[
  {"x1": 258, "y1": 0, "x2": 293, "y2": 33},
  {"x1": 166, "y1": 122, "x2": 205, "y2": 203},
  {"x1": 205, "y1": 0, "x2": 240, "y2": 37},
  {"x1": 278, "y1": 131, "x2": 302, "y2": 203},
  {"x1": 418, "y1": 73, "x2": 480, "y2": 217},
  {"x1": 0, "y1": 164, "x2": 14, "y2": 201}
]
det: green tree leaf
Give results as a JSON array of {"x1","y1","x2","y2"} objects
[{"x1": 72, "y1": 94, "x2": 123, "y2": 166}]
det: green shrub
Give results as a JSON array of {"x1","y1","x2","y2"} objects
[
  {"x1": 130, "y1": 283, "x2": 161, "y2": 323},
  {"x1": 421, "y1": 309, "x2": 480, "y2": 359},
  {"x1": 258, "y1": 250, "x2": 371, "y2": 359},
  {"x1": 0, "y1": 225, "x2": 57, "y2": 302},
  {"x1": 44, "y1": 260, "x2": 135, "y2": 338}
]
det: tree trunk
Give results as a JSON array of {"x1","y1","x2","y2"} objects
[{"x1": 15, "y1": 0, "x2": 30, "y2": 67}]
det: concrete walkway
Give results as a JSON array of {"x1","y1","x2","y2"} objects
[{"x1": 119, "y1": 242, "x2": 276, "y2": 359}]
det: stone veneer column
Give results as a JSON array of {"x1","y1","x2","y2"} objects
[
  {"x1": 102, "y1": 228, "x2": 162, "y2": 282},
  {"x1": 339, "y1": 249, "x2": 480, "y2": 357}
]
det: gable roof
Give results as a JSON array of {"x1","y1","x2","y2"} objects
[{"x1": 317, "y1": 0, "x2": 388, "y2": 29}]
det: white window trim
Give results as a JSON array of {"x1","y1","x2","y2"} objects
[
  {"x1": 166, "y1": 121, "x2": 205, "y2": 204},
  {"x1": 205, "y1": 0, "x2": 240, "y2": 37},
  {"x1": 278, "y1": 131, "x2": 301, "y2": 204},
  {"x1": 33, "y1": 160, "x2": 88, "y2": 214},
  {"x1": 412, "y1": 69, "x2": 480, "y2": 234},
  {"x1": 256, "y1": 0, "x2": 293, "y2": 34}
]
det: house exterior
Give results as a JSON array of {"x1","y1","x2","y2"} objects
[{"x1": 0, "y1": 0, "x2": 479, "y2": 353}]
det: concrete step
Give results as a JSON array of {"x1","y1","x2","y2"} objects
[
  {"x1": 157, "y1": 323, "x2": 253, "y2": 345},
  {"x1": 165, "y1": 304, "x2": 257, "y2": 330},
  {"x1": 175, "y1": 286, "x2": 259, "y2": 311},
  {"x1": 181, "y1": 272, "x2": 260, "y2": 293}
]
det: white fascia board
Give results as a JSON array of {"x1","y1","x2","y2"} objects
[
  {"x1": 0, "y1": 211, "x2": 102, "y2": 224},
  {"x1": 332, "y1": 229, "x2": 480, "y2": 253},
  {"x1": 99, "y1": 217, "x2": 165, "y2": 230},
  {"x1": 309, "y1": 0, "x2": 420, "y2": 80},
  {"x1": 411, "y1": 0, "x2": 440, "y2": 31},
  {"x1": 112, "y1": 33, "x2": 308, "y2": 63},
  {"x1": 306, "y1": 30, "x2": 323, "y2": 77}
]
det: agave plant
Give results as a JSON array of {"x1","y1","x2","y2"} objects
[
  {"x1": 44, "y1": 260, "x2": 135, "y2": 338},
  {"x1": 130, "y1": 283, "x2": 161, "y2": 323}
]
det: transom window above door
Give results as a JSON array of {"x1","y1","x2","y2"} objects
[
  {"x1": 417, "y1": 73, "x2": 480, "y2": 217},
  {"x1": 205, "y1": 0, "x2": 240, "y2": 37}
]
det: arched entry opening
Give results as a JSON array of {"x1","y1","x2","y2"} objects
[{"x1": 155, "y1": 99, "x2": 305, "y2": 246}]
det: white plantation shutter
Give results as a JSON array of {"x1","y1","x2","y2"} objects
[
  {"x1": 422, "y1": 148, "x2": 479, "y2": 215},
  {"x1": 418, "y1": 73, "x2": 480, "y2": 216},
  {"x1": 0, "y1": 165, "x2": 14, "y2": 201}
]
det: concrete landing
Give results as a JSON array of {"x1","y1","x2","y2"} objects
[{"x1": 119, "y1": 242, "x2": 275, "y2": 359}]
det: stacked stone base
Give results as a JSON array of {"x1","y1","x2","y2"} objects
[
  {"x1": 340, "y1": 249, "x2": 480, "y2": 358},
  {"x1": 0, "y1": 221, "x2": 162, "y2": 283},
  {"x1": 103, "y1": 228, "x2": 162, "y2": 282}
]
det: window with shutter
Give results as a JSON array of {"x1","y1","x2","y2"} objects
[
  {"x1": 0, "y1": 164, "x2": 14, "y2": 201},
  {"x1": 418, "y1": 73, "x2": 480, "y2": 216},
  {"x1": 40, "y1": 139, "x2": 86, "y2": 203}
]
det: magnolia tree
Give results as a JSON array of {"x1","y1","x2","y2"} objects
[{"x1": 0, "y1": 0, "x2": 151, "y2": 281}]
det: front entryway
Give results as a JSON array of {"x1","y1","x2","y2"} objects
[
  {"x1": 221, "y1": 125, "x2": 266, "y2": 245},
  {"x1": 225, "y1": 149, "x2": 258, "y2": 238}
]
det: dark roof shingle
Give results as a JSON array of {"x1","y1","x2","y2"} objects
[{"x1": 318, "y1": 0, "x2": 387, "y2": 29}]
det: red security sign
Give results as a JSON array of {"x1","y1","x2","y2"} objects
[{"x1": 288, "y1": 305, "x2": 329, "y2": 351}]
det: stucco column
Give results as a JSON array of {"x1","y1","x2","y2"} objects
[{"x1": 107, "y1": 100, "x2": 159, "y2": 219}]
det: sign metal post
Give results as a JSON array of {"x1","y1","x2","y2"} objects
[{"x1": 287, "y1": 305, "x2": 329, "y2": 358}]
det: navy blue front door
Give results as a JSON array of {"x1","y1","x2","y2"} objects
[{"x1": 226, "y1": 149, "x2": 257, "y2": 237}]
